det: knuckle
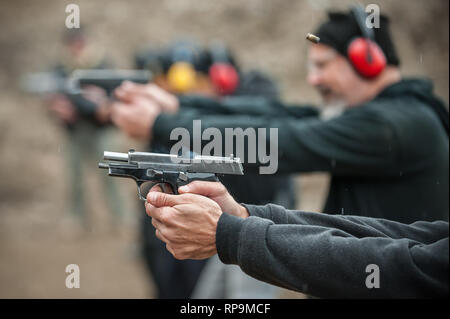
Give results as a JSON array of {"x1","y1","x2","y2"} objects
[
  {"x1": 218, "y1": 182, "x2": 226, "y2": 191},
  {"x1": 179, "y1": 193, "x2": 192, "y2": 202},
  {"x1": 160, "y1": 227, "x2": 171, "y2": 239},
  {"x1": 172, "y1": 250, "x2": 183, "y2": 260},
  {"x1": 164, "y1": 229, "x2": 180, "y2": 243},
  {"x1": 159, "y1": 194, "x2": 169, "y2": 207},
  {"x1": 166, "y1": 244, "x2": 179, "y2": 259},
  {"x1": 145, "y1": 206, "x2": 152, "y2": 217},
  {"x1": 155, "y1": 229, "x2": 164, "y2": 242},
  {"x1": 159, "y1": 227, "x2": 169, "y2": 241},
  {"x1": 159, "y1": 207, "x2": 171, "y2": 223}
]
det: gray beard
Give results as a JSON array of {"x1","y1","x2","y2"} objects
[{"x1": 319, "y1": 101, "x2": 346, "y2": 121}]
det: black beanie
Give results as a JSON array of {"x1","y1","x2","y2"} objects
[{"x1": 315, "y1": 10, "x2": 400, "y2": 66}]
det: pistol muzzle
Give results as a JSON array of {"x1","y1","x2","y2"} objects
[{"x1": 98, "y1": 162, "x2": 109, "y2": 169}]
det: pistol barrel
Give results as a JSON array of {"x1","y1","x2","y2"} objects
[
  {"x1": 98, "y1": 162, "x2": 109, "y2": 169},
  {"x1": 101, "y1": 150, "x2": 243, "y2": 175}
]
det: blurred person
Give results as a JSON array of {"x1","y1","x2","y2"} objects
[
  {"x1": 112, "y1": 8, "x2": 448, "y2": 300},
  {"x1": 111, "y1": 7, "x2": 448, "y2": 227},
  {"x1": 133, "y1": 41, "x2": 297, "y2": 298},
  {"x1": 47, "y1": 28, "x2": 125, "y2": 228},
  {"x1": 186, "y1": 43, "x2": 298, "y2": 299},
  {"x1": 133, "y1": 42, "x2": 209, "y2": 298},
  {"x1": 144, "y1": 181, "x2": 448, "y2": 298}
]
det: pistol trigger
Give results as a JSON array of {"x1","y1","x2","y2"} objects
[
  {"x1": 136, "y1": 181, "x2": 145, "y2": 201},
  {"x1": 160, "y1": 183, "x2": 169, "y2": 194}
]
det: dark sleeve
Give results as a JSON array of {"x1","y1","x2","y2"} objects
[
  {"x1": 178, "y1": 95, "x2": 319, "y2": 117},
  {"x1": 216, "y1": 204, "x2": 449, "y2": 298},
  {"x1": 153, "y1": 107, "x2": 400, "y2": 176}
]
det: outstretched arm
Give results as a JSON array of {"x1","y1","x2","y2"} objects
[
  {"x1": 217, "y1": 205, "x2": 448, "y2": 298},
  {"x1": 145, "y1": 181, "x2": 449, "y2": 298}
]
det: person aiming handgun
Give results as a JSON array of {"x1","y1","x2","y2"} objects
[
  {"x1": 110, "y1": 7, "x2": 448, "y2": 297},
  {"x1": 111, "y1": 7, "x2": 448, "y2": 225},
  {"x1": 44, "y1": 27, "x2": 125, "y2": 229},
  {"x1": 129, "y1": 40, "x2": 295, "y2": 298}
]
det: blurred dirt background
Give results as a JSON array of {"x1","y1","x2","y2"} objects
[{"x1": 0, "y1": 0, "x2": 448, "y2": 298}]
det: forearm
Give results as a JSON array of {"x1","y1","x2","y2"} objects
[
  {"x1": 245, "y1": 203, "x2": 449, "y2": 242},
  {"x1": 179, "y1": 95, "x2": 317, "y2": 117},
  {"x1": 216, "y1": 207, "x2": 449, "y2": 298},
  {"x1": 153, "y1": 108, "x2": 402, "y2": 176},
  {"x1": 153, "y1": 112, "x2": 329, "y2": 174}
]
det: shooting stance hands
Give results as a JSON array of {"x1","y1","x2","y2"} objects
[
  {"x1": 110, "y1": 93, "x2": 160, "y2": 142},
  {"x1": 81, "y1": 85, "x2": 110, "y2": 124},
  {"x1": 145, "y1": 185, "x2": 223, "y2": 260},
  {"x1": 178, "y1": 181, "x2": 249, "y2": 219},
  {"x1": 47, "y1": 94, "x2": 78, "y2": 124},
  {"x1": 145, "y1": 181, "x2": 249, "y2": 260},
  {"x1": 115, "y1": 81, "x2": 179, "y2": 114}
]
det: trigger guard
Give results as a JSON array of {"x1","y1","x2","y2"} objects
[{"x1": 136, "y1": 182, "x2": 146, "y2": 201}]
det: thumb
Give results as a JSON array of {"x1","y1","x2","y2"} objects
[
  {"x1": 178, "y1": 181, "x2": 226, "y2": 198},
  {"x1": 147, "y1": 191, "x2": 178, "y2": 207},
  {"x1": 114, "y1": 81, "x2": 139, "y2": 102},
  {"x1": 147, "y1": 190, "x2": 196, "y2": 207}
]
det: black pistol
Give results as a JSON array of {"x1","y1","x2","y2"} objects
[
  {"x1": 99, "y1": 150, "x2": 244, "y2": 200},
  {"x1": 69, "y1": 69, "x2": 152, "y2": 96}
]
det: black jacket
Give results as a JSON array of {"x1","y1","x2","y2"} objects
[
  {"x1": 153, "y1": 79, "x2": 449, "y2": 223},
  {"x1": 216, "y1": 204, "x2": 449, "y2": 298}
]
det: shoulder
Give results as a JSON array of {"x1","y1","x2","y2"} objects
[
  {"x1": 345, "y1": 93, "x2": 442, "y2": 139},
  {"x1": 365, "y1": 78, "x2": 447, "y2": 133}
]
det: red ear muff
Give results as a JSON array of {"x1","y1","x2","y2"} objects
[
  {"x1": 347, "y1": 37, "x2": 386, "y2": 78},
  {"x1": 209, "y1": 63, "x2": 239, "y2": 95}
]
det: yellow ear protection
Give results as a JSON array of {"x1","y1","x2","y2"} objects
[
  {"x1": 166, "y1": 42, "x2": 198, "y2": 93},
  {"x1": 167, "y1": 61, "x2": 197, "y2": 93}
]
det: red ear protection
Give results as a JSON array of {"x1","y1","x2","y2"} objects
[
  {"x1": 209, "y1": 62, "x2": 239, "y2": 95},
  {"x1": 208, "y1": 42, "x2": 239, "y2": 95},
  {"x1": 348, "y1": 6, "x2": 387, "y2": 78},
  {"x1": 347, "y1": 37, "x2": 386, "y2": 78}
]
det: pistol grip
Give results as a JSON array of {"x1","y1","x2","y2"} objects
[{"x1": 176, "y1": 173, "x2": 219, "y2": 192}]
